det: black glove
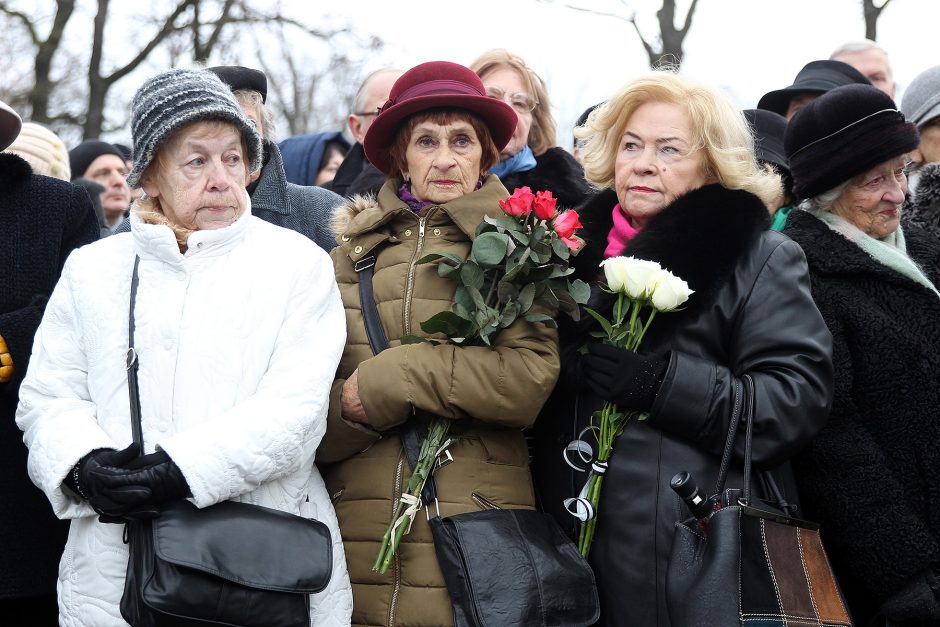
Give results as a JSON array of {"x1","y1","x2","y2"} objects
[
  {"x1": 880, "y1": 569, "x2": 940, "y2": 622},
  {"x1": 579, "y1": 343, "x2": 667, "y2": 412},
  {"x1": 64, "y1": 444, "x2": 160, "y2": 522},
  {"x1": 93, "y1": 449, "x2": 191, "y2": 505}
]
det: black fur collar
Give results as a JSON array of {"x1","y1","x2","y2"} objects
[
  {"x1": 0, "y1": 153, "x2": 32, "y2": 187},
  {"x1": 573, "y1": 183, "x2": 771, "y2": 316}
]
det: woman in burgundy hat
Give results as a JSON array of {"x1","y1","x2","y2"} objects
[{"x1": 319, "y1": 60, "x2": 561, "y2": 626}]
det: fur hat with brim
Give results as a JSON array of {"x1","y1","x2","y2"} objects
[
  {"x1": 0, "y1": 100, "x2": 23, "y2": 152},
  {"x1": 785, "y1": 84, "x2": 919, "y2": 201},
  {"x1": 758, "y1": 60, "x2": 871, "y2": 117},
  {"x1": 127, "y1": 68, "x2": 263, "y2": 189},
  {"x1": 363, "y1": 60, "x2": 517, "y2": 176}
]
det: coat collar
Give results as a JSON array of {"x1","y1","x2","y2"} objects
[
  {"x1": 249, "y1": 141, "x2": 291, "y2": 216},
  {"x1": 131, "y1": 191, "x2": 253, "y2": 268},
  {"x1": 575, "y1": 184, "x2": 772, "y2": 311},
  {"x1": 0, "y1": 153, "x2": 32, "y2": 187},
  {"x1": 336, "y1": 175, "x2": 510, "y2": 262}
]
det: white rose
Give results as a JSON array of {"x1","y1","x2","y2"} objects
[
  {"x1": 599, "y1": 256, "x2": 630, "y2": 293},
  {"x1": 650, "y1": 271, "x2": 694, "y2": 311}
]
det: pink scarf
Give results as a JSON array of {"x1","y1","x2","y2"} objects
[{"x1": 604, "y1": 203, "x2": 641, "y2": 258}]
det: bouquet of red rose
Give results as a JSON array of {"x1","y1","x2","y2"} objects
[{"x1": 372, "y1": 186, "x2": 589, "y2": 574}]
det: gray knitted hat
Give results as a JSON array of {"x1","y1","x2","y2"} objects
[
  {"x1": 127, "y1": 68, "x2": 263, "y2": 188},
  {"x1": 901, "y1": 65, "x2": 940, "y2": 130}
]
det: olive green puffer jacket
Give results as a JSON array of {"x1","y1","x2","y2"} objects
[{"x1": 319, "y1": 176, "x2": 560, "y2": 627}]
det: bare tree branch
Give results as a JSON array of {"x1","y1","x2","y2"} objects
[
  {"x1": 629, "y1": 17, "x2": 656, "y2": 62},
  {"x1": 0, "y1": 3, "x2": 40, "y2": 45},
  {"x1": 862, "y1": 0, "x2": 894, "y2": 40}
]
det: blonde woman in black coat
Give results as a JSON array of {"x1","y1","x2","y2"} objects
[{"x1": 532, "y1": 72, "x2": 834, "y2": 627}]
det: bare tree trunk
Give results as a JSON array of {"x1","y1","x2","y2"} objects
[
  {"x1": 862, "y1": 0, "x2": 893, "y2": 41},
  {"x1": 83, "y1": 0, "x2": 194, "y2": 138},
  {"x1": 570, "y1": 0, "x2": 700, "y2": 69},
  {"x1": 0, "y1": 0, "x2": 76, "y2": 123}
]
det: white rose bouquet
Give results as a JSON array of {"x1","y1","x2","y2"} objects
[{"x1": 565, "y1": 256, "x2": 693, "y2": 558}]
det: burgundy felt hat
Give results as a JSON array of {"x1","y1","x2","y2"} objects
[{"x1": 363, "y1": 60, "x2": 517, "y2": 175}]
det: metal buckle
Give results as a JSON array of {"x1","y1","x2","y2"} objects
[{"x1": 353, "y1": 255, "x2": 376, "y2": 272}]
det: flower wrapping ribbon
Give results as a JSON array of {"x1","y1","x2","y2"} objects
[
  {"x1": 390, "y1": 493, "x2": 422, "y2": 537},
  {"x1": 563, "y1": 427, "x2": 607, "y2": 522}
]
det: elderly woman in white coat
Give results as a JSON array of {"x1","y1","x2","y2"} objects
[{"x1": 15, "y1": 69, "x2": 352, "y2": 626}]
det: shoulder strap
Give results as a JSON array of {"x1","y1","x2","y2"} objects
[
  {"x1": 355, "y1": 253, "x2": 390, "y2": 355},
  {"x1": 714, "y1": 373, "x2": 756, "y2": 501},
  {"x1": 126, "y1": 256, "x2": 144, "y2": 453}
]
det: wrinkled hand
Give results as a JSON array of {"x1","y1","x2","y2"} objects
[
  {"x1": 880, "y1": 569, "x2": 940, "y2": 622},
  {"x1": 92, "y1": 449, "x2": 190, "y2": 505},
  {"x1": 579, "y1": 343, "x2": 667, "y2": 412},
  {"x1": 342, "y1": 369, "x2": 370, "y2": 425}
]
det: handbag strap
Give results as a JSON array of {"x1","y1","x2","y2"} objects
[
  {"x1": 355, "y1": 253, "x2": 390, "y2": 355},
  {"x1": 126, "y1": 256, "x2": 144, "y2": 452},
  {"x1": 355, "y1": 249, "x2": 438, "y2": 503},
  {"x1": 714, "y1": 373, "x2": 756, "y2": 503}
]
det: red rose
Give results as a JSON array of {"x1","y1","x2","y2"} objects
[
  {"x1": 533, "y1": 190, "x2": 557, "y2": 220},
  {"x1": 498, "y1": 186, "x2": 535, "y2": 217},
  {"x1": 552, "y1": 209, "x2": 583, "y2": 240}
]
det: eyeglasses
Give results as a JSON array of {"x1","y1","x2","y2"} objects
[
  {"x1": 353, "y1": 110, "x2": 379, "y2": 117},
  {"x1": 485, "y1": 87, "x2": 538, "y2": 114}
]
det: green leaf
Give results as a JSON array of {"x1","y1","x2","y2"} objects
[
  {"x1": 497, "y1": 281, "x2": 519, "y2": 303},
  {"x1": 471, "y1": 232, "x2": 510, "y2": 267},
  {"x1": 467, "y1": 286, "x2": 487, "y2": 310},
  {"x1": 416, "y1": 252, "x2": 463, "y2": 266},
  {"x1": 584, "y1": 306, "x2": 614, "y2": 337},
  {"x1": 400, "y1": 335, "x2": 430, "y2": 345},
  {"x1": 420, "y1": 311, "x2": 473, "y2": 338},
  {"x1": 503, "y1": 248, "x2": 531, "y2": 281},
  {"x1": 460, "y1": 262, "x2": 484, "y2": 290},
  {"x1": 438, "y1": 263, "x2": 459, "y2": 278},
  {"x1": 569, "y1": 279, "x2": 591, "y2": 305},
  {"x1": 525, "y1": 313, "x2": 558, "y2": 328},
  {"x1": 518, "y1": 283, "x2": 536, "y2": 313},
  {"x1": 499, "y1": 302, "x2": 520, "y2": 328},
  {"x1": 453, "y1": 303, "x2": 473, "y2": 321},
  {"x1": 551, "y1": 237, "x2": 570, "y2": 259},
  {"x1": 509, "y1": 229, "x2": 529, "y2": 245},
  {"x1": 454, "y1": 285, "x2": 475, "y2": 312}
]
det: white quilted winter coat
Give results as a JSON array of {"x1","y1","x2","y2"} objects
[{"x1": 16, "y1": 203, "x2": 352, "y2": 627}]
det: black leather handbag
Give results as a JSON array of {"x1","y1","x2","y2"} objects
[
  {"x1": 119, "y1": 257, "x2": 333, "y2": 627},
  {"x1": 356, "y1": 253, "x2": 600, "y2": 627},
  {"x1": 665, "y1": 374, "x2": 852, "y2": 627}
]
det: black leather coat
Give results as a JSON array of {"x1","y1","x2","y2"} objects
[{"x1": 533, "y1": 184, "x2": 834, "y2": 627}]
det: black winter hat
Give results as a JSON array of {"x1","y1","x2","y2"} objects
[
  {"x1": 784, "y1": 84, "x2": 919, "y2": 201},
  {"x1": 68, "y1": 140, "x2": 125, "y2": 180},
  {"x1": 207, "y1": 66, "x2": 268, "y2": 103},
  {"x1": 743, "y1": 109, "x2": 788, "y2": 173},
  {"x1": 757, "y1": 60, "x2": 871, "y2": 117}
]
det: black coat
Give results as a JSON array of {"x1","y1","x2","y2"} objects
[
  {"x1": 784, "y1": 209, "x2": 940, "y2": 625},
  {"x1": 322, "y1": 142, "x2": 385, "y2": 199},
  {"x1": 0, "y1": 154, "x2": 99, "y2": 599},
  {"x1": 902, "y1": 163, "x2": 940, "y2": 241},
  {"x1": 533, "y1": 184, "x2": 834, "y2": 627},
  {"x1": 496, "y1": 146, "x2": 591, "y2": 211}
]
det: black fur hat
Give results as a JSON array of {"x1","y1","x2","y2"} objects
[{"x1": 784, "y1": 84, "x2": 919, "y2": 201}]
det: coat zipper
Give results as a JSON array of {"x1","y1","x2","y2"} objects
[
  {"x1": 387, "y1": 456, "x2": 405, "y2": 627},
  {"x1": 403, "y1": 214, "x2": 431, "y2": 336}
]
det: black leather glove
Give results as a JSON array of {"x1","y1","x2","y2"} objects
[
  {"x1": 64, "y1": 444, "x2": 160, "y2": 522},
  {"x1": 880, "y1": 569, "x2": 940, "y2": 622},
  {"x1": 579, "y1": 343, "x2": 667, "y2": 412},
  {"x1": 93, "y1": 449, "x2": 191, "y2": 505}
]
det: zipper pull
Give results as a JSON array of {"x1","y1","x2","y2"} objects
[{"x1": 418, "y1": 217, "x2": 426, "y2": 238}]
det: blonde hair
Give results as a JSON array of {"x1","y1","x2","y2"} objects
[
  {"x1": 576, "y1": 72, "x2": 782, "y2": 209},
  {"x1": 469, "y1": 49, "x2": 556, "y2": 156}
]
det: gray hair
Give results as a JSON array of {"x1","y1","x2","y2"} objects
[
  {"x1": 353, "y1": 67, "x2": 402, "y2": 114},
  {"x1": 800, "y1": 179, "x2": 851, "y2": 213},
  {"x1": 234, "y1": 89, "x2": 277, "y2": 142},
  {"x1": 831, "y1": 40, "x2": 891, "y2": 63}
]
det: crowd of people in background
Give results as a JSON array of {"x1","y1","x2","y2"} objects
[{"x1": 2, "y1": 35, "x2": 940, "y2": 627}]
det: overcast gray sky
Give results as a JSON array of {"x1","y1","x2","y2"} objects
[{"x1": 312, "y1": 0, "x2": 938, "y2": 147}]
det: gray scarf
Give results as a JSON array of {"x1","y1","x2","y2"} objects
[{"x1": 804, "y1": 205, "x2": 940, "y2": 298}]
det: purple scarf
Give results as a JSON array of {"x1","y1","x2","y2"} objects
[{"x1": 397, "y1": 180, "x2": 485, "y2": 213}]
